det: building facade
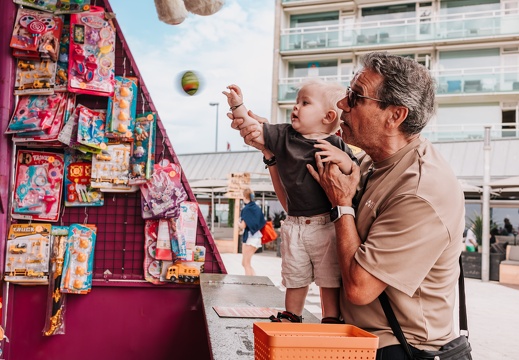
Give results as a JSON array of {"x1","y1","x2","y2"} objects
[{"x1": 272, "y1": 0, "x2": 519, "y2": 141}]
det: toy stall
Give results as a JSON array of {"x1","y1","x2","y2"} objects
[{"x1": 0, "y1": 1, "x2": 226, "y2": 359}]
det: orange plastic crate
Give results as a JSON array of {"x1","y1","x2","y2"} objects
[{"x1": 253, "y1": 323, "x2": 379, "y2": 360}]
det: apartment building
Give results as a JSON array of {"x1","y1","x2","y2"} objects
[{"x1": 272, "y1": 0, "x2": 519, "y2": 141}]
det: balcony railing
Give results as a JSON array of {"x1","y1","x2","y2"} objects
[
  {"x1": 278, "y1": 65, "x2": 519, "y2": 101},
  {"x1": 423, "y1": 123, "x2": 519, "y2": 142},
  {"x1": 280, "y1": 8, "x2": 519, "y2": 52}
]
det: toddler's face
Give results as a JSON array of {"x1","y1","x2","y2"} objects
[{"x1": 291, "y1": 84, "x2": 329, "y2": 136}]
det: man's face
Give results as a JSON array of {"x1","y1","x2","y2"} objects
[{"x1": 337, "y1": 69, "x2": 387, "y2": 151}]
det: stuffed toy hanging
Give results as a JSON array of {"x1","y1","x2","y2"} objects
[{"x1": 154, "y1": 0, "x2": 225, "y2": 25}]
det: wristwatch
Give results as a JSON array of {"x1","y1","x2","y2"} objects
[{"x1": 330, "y1": 206, "x2": 355, "y2": 222}]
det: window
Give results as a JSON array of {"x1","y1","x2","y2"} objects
[{"x1": 290, "y1": 12, "x2": 339, "y2": 28}]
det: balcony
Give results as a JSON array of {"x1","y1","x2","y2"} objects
[
  {"x1": 280, "y1": 9, "x2": 519, "y2": 53},
  {"x1": 278, "y1": 66, "x2": 519, "y2": 102},
  {"x1": 423, "y1": 123, "x2": 519, "y2": 143}
]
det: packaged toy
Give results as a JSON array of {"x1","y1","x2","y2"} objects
[
  {"x1": 68, "y1": 6, "x2": 115, "y2": 96},
  {"x1": 14, "y1": 59, "x2": 57, "y2": 95},
  {"x1": 12, "y1": 150, "x2": 65, "y2": 222},
  {"x1": 55, "y1": 0, "x2": 92, "y2": 14},
  {"x1": 106, "y1": 76, "x2": 138, "y2": 139},
  {"x1": 54, "y1": 19, "x2": 70, "y2": 91},
  {"x1": 143, "y1": 220, "x2": 165, "y2": 285},
  {"x1": 60, "y1": 224, "x2": 97, "y2": 294},
  {"x1": 10, "y1": 7, "x2": 63, "y2": 60},
  {"x1": 128, "y1": 112, "x2": 156, "y2": 185},
  {"x1": 90, "y1": 142, "x2": 132, "y2": 190},
  {"x1": 43, "y1": 226, "x2": 69, "y2": 336},
  {"x1": 76, "y1": 104, "x2": 107, "y2": 150},
  {"x1": 6, "y1": 93, "x2": 64, "y2": 134},
  {"x1": 64, "y1": 149, "x2": 104, "y2": 206},
  {"x1": 174, "y1": 201, "x2": 199, "y2": 261},
  {"x1": 4, "y1": 223, "x2": 52, "y2": 285}
]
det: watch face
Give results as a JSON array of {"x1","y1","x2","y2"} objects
[{"x1": 330, "y1": 207, "x2": 339, "y2": 222}]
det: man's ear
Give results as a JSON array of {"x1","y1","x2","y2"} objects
[
  {"x1": 387, "y1": 106, "x2": 408, "y2": 129},
  {"x1": 323, "y1": 110, "x2": 337, "y2": 125}
]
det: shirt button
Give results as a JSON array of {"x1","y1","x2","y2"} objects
[{"x1": 305, "y1": 220, "x2": 311, "y2": 224}]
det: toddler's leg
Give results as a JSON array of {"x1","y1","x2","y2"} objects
[{"x1": 320, "y1": 287, "x2": 342, "y2": 323}]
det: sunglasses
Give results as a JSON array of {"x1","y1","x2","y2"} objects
[{"x1": 346, "y1": 87, "x2": 384, "y2": 108}]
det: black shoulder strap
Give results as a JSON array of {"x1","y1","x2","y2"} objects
[{"x1": 378, "y1": 256, "x2": 467, "y2": 360}]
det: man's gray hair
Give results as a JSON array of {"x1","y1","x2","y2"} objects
[{"x1": 360, "y1": 52, "x2": 436, "y2": 135}]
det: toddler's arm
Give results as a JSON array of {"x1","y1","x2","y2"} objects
[
  {"x1": 314, "y1": 139, "x2": 354, "y2": 175},
  {"x1": 223, "y1": 84, "x2": 265, "y2": 146}
]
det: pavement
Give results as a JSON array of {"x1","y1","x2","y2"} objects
[{"x1": 219, "y1": 249, "x2": 519, "y2": 359}]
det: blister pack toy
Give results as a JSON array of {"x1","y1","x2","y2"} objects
[
  {"x1": 14, "y1": 59, "x2": 57, "y2": 95},
  {"x1": 140, "y1": 160, "x2": 188, "y2": 219},
  {"x1": 54, "y1": 18, "x2": 70, "y2": 91},
  {"x1": 60, "y1": 224, "x2": 97, "y2": 294},
  {"x1": 6, "y1": 93, "x2": 64, "y2": 134},
  {"x1": 76, "y1": 104, "x2": 107, "y2": 150},
  {"x1": 128, "y1": 112, "x2": 156, "y2": 185},
  {"x1": 90, "y1": 142, "x2": 132, "y2": 190},
  {"x1": 174, "y1": 201, "x2": 199, "y2": 261},
  {"x1": 55, "y1": 0, "x2": 92, "y2": 14},
  {"x1": 10, "y1": 7, "x2": 63, "y2": 60},
  {"x1": 143, "y1": 220, "x2": 166, "y2": 285},
  {"x1": 68, "y1": 6, "x2": 115, "y2": 96},
  {"x1": 4, "y1": 223, "x2": 52, "y2": 285},
  {"x1": 64, "y1": 149, "x2": 104, "y2": 206},
  {"x1": 14, "y1": 0, "x2": 58, "y2": 13},
  {"x1": 13, "y1": 93, "x2": 76, "y2": 146},
  {"x1": 12, "y1": 150, "x2": 65, "y2": 222},
  {"x1": 106, "y1": 77, "x2": 138, "y2": 139},
  {"x1": 43, "y1": 226, "x2": 69, "y2": 336}
]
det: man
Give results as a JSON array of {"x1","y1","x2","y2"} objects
[
  {"x1": 230, "y1": 52, "x2": 465, "y2": 359},
  {"x1": 307, "y1": 52, "x2": 465, "y2": 358}
]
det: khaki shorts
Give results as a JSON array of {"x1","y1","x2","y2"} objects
[{"x1": 280, "y1": 215, "x2": 340, "y2": 289}]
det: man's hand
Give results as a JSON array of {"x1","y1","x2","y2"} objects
[
  {"x1": 314, "y1": 139, "x2": 354, "y2": 175},
  {"x1": 227, "y1": 110, "x2": 267, "y2": 150},
  {"x1": 307, "y1": 152, "x2": 360, "y2": 207}
]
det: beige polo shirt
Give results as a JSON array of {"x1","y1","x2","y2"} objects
[{"x1": 341, "y1": 137, "x2": 465, "y2": 350}]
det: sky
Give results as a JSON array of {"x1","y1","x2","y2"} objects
[{"x1": 109, "y1": 0, "x2": 275, "y2": 155}]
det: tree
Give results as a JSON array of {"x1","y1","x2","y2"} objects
[{"x1": 468, "y1": 214, "x2": 497, "y2": 247}]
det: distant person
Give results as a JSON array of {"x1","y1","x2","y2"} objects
[
  {"x1": 224, "y1": 80, "x2": 358, "y2": 324},
  {"x1": 238, "y1": 188, "x2": 265, "y2": 276},
  {"x1": 503, "y1": 217, "x2": 514, "y2": 235},
  {"x1": 465, "y1": 225, "x2": 478, "y2": 252}
]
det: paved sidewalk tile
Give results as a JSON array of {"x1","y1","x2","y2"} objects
[{"x1": 220, "y1": 251, "x2": 519, "y2": 359}]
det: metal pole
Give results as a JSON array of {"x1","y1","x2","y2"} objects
[
  {"x1": 209, "y1": 102, "x2": 219, "y2": 152},
  {"x1": 482, "y1": 126, "x2": 491, "y2": 282}
]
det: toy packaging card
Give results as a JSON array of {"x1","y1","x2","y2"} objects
[
  {"x1": 140, "y1": 160, "x2": 188, "y2": 219},
  {"x1": 55, "y1": 0, "x2": 92, "y2": 14},
  {"x1": 64, "y1": 149, "x2": 104, "y2": 206},
  {"x1": 90, "y1": 142, "x2": 132, "y2": 190},
  {"x1": 54, "y1": 18, "x2": 70, "y2": 92},
  {"x1": 60, "y1": 224, "x2": 97, "y2": 294},
  {"x1": 68, "y1": 6, "x2": 115, "y2": 97},
  {"x1": 4, "y1": 223, "x2": 52, "y2": 285},
  {"x1": 10, "y1": 7, "x2": 63, "y2": 60},
  {"x1": 43, "y1": 225, "x2": 69, "y2": 336},
  {"x1": 13, "y1": 0, "x2": 59, "y2": 13},
  {"x1": 106, "y1": 77, "x2": 138, "y2": 139},
  {"x1": 14, "y1": 59, "x2": 57, "y2": 95},
  {"x1": 6, "y1": 93, "x2": 64, "y2": 134},
  {"x1": 128, "y1": 112, "x2": 156, "y2": 185},
  {"x1": 12, "y1": 150, "x2": 65, "y2": 222},
  {"x1": 175, "y1": 201, "x2": 199, "y2": 261},
  {"x1": 143, "y1": 220, "x2": 165, "y2": 285},
  {"x1": 76, "y1": 104, "x2": 107, "y2": 150}
]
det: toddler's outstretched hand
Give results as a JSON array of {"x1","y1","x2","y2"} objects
[{"x1": 222, "y1": 84, "x2": 243, "y2": 108}]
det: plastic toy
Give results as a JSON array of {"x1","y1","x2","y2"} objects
[
  {"x1": 68, "y1": 6, "x2": 115, "y2": 96},
  {"x1": 140, "y1": 160, "x2": 188, "y2": 219},
  {"x1": 154, "y1": 0, "x2": 225, "y2": 25},
  {"x1": 75, "y1": 104, "x2": 107, "y2": 150},
  {"x1": 106, "y1": 77, "x2": 138, "y2": 138},
  {"x1": 4, "y1": 223, "x2": 52, "y2": 285},
  {"x1": 12, "y1": 150, "x2": 65, "y2": 222},
  {"x1": 14, "y1": 58, "x2": 57, "y2": 95},
  {"x1": 43, "y1": 226, "x2": 69, "y2": 336},
  {"x1": 174, "y1": 201, "x2": 199, "y2": 261},
  {"x1": 181, "y1": 71, "x2": 199, "y2": 95},
  {"x1": 10, "y1": 7, "x2": 63, "y2": 59},
  {"x1": 6, "y1": 93, "x2": 64, "y2": 134},
  {"x1": 55, "y1": 0, "x2": 92, "y2": 14},
  {"x1": 60, "y1": 224, "x2": 97, "y2": 294},
  {"x1": 64, "y1": 149, "x2": 103, "y2": 207},
  {"x1": 90, "y1": 142, "x2": 132, "y2": 190},
  {"x1": 128, "y1": 112, "x2": 156, "y2": 185}
]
